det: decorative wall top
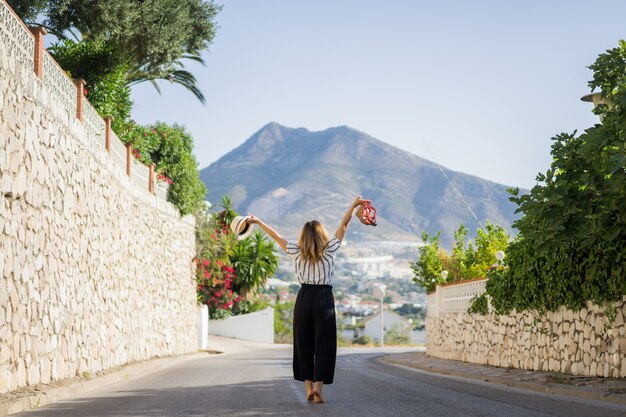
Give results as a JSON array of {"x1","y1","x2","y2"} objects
[{"x1": 429, "y1": 279, "x2": 488, "y2": 316}]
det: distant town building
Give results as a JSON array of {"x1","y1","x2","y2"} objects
[
  {"x1": 362, "y1": 309, "x2": 410, "y2": 341},
  {"x1": 336, "y1": 299, "x2": 378, "y2": 316}
]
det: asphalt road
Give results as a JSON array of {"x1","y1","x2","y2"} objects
[{"x1": 15, "y1": 345, "x2": 626, "y2": 417}]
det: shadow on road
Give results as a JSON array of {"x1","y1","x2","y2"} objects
[{"x1": 17, "y1": 378, "x2": 303, "y2": 417}]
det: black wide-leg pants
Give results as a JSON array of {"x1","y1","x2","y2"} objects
[{"x1": 293, "y1": 284, "x2": 337, "y2": 384}]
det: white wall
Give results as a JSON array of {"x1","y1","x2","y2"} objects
[
  {"x1": 209, "y1": 308, "x2": 275, "y2": 344},
  {"x1": 427, "y1": 299, "x2": 626, "y2": 378},
  {"x1": 363, "y1": 310, "x2": 409, "y2": 340},
  {"x1": 0, "y1": 4, "x2": 197, "y2": 394}
]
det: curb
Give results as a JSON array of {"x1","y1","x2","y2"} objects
[
  {"x1": 0, "y1": 351, "x2": 215, "y2": 417},
  {"x1": 382, "y1": 355, "x2": 626, "y2": 407}
]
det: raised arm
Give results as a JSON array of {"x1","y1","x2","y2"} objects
[
  {"x1": 335, "y1": 196, "x2": 369, "y2": 243},
  {"x1": 246, "y1": 214, "x2": 288, "y2": 252}
]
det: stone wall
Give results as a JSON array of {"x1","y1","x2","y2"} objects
[
  {"x1": 426, "y1": 299, "x2": 626, "y2": 378},
  {"x1": 0, "y1": 3, "x2": 197, "y2": 393}
]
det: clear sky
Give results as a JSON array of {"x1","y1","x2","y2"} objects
[{"x1": 130, "y1": 0, "x2": 626, "y2": 189}]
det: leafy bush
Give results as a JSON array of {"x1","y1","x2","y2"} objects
[
  {"x1": 113, "y1": 121, "x2": 160, "y2": 165},
  {"x1": 384, "y1": 323, "x2": 412, "y2": 345},
  {"x1": 236, "y1": 298, "x2": 270, "y2": 315},
  {"x1": 468, "y1": 293, "x2": 489, "y2": 315},
  {"x1": 410, "y1": 232, "x2": 444, "y2": 293},
  {"x1": 49, "y1": 39, "x2": 131, "y2": 131},
  {"x1": 352, "y1": 335, "x2": 372, "y2": 345},
  {"x1": 195, "y1": 258, "x2": 238, "y2": 320},
  {"x1": 195, "y1": 203, "x2": 239, "y2": 319},
  {"x1": 444, "y1": 223, "x2": 509, "y2": 280},
  {"x1": 146, "y1": 123, "x2": 207, "y2": 215},
  {"x1": 483, "y1": 41, "x2": 626, "y2": 314},
  {"x1": 411, "y1": 222, "x2": 509, "y2": 293},
  {"x1": 195, "y1": 197, "x2": 280, "y2": 318}
]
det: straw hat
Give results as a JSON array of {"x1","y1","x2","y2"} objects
[{"x1": 230, "y1": 215, "x2": 254, "y2": 240}]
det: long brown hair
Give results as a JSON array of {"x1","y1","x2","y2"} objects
[{"x1": 298, "y1": 220, "x2": 329, "y2": 264}]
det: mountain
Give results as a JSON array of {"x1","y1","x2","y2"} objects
[{"x1": 200, "y1": 122, "x2": 521, "y2": 246}]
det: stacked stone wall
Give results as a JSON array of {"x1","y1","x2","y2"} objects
[
  {"x1": 0, "y1": 3, "x2": 197, "y2": 393},
  {"x1": 426, "y1": 299, "x2": 626, "y2": 378}
]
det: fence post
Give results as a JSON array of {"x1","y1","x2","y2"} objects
[
  {"x1": 435, "y1": 284, "x2": 443, "y2": 317},
  {"x1": 149, "y1": 163, "x2": 155, "y2": 193},
  {"x1": 75, "y1": 79, "x2": 86, "y2": 121},
  {"x1": 126, "y1": 144, "x2": 132, "y2": 176},
  {"x1": 28, "y1": 26, "x2": 47, "y2": 79},
  {"x1": 104, "y1": 117, "x2": 112, "y2": 152}
]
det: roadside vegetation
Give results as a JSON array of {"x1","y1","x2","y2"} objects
[
  {"x1": 412, "y1": 41, "x2": 626, "y2": 316},
  {"x1": 410, "y1": 222, "x2": 509, "y2": 293},
  {"x1": 481, "y1": 41, "x2": 626, "y2": 314}
]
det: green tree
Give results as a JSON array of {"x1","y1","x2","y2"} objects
[
  {"x1": 411, "y1": 223, "x2": 509, "y2": 293},
  {"x1": 446, "y1": 224, "x2": 470, "y2": 280},
  {"x1": 7, "y1": 0, "x2": 221, "y2": 102},
  {"x1": 410, "y1": 232, "x2": 445, "y2": 293},
  {"x1": 464, "y1": 222, "x2": 509, "y2": 279},
  {"x1": 483, "y1": 40, "x2": 626, "y2": 313},
  {"x1": 4, "y1": 0, "x2": 47, "y2": 23}
]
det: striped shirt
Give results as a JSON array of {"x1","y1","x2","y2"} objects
[{"x1": 285, "y1": 236, "x2": 341, "y2": 286}]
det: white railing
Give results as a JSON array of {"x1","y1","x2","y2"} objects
[
  {"x1": 82, "y1": 99, "x2": 106, "y2": 153},
  {"x1": 130, "y1": 158, "x2": 150, "y2": 192},
  {"x1": 0, "y1": 2, "x2": 34, "y2": 70},
  {"x1": 428, "y1": 279, "x2": 487, "y2": 317},
  {"x1": 109, "y1": 132, "x2": 127, "y2": 171},
  {"x1": 42, "y1": 52, "x2": 77, "y2": 120}
]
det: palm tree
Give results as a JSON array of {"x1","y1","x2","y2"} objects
[
  {"x1": 125, "y1": 53, "x2": 207, "y2": 104},
  {"x1": 230, "y1": 231, "x2": 279, "y2": 301}
]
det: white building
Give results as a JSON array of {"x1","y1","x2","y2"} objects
[{"x1": 362, "y1": 309, "x2": 410, "y2": 341}]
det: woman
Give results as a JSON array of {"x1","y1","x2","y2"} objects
[{"x1": 247, "y1": 196, "x2": 369, "y2": 403}]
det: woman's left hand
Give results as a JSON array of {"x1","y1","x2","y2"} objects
[{"x1": 352, "y1": 196, "x2": 370, "y2": 208}]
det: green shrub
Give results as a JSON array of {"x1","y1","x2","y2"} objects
[
  {"x1": 410, "y1": 232, "x2": 444, "y2": 293},
  {"x1": 352, "y1": 335, "x2": 372, "y2": 345},
  {"x1": 484, "y1": 41, "x2": 626, "y2": 314},
  {"x1": 194, "y1": 203, "x2": 239, "y2": 319},
  {"x1": 468, "y1": 293, "x2": 489, "y2": 315},
  {"x1": 148, "y1": 122, "x2": 207, "y2": 215},
  {"x1": 384, "y1": 323, "x2": 411, "y2": 345},
  {"x1": 411, "y1": 222, "x2": 509, "y2": 293},
  {"x1": 236, "y1": 298, "x2": 270, "y2": 315},
  {"x1": 49, "y1": 39, "x2": 132, "y2": 129}
]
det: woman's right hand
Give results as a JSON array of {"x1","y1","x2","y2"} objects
[
  {"x1": 246, "y1": 213, "x2": 261, "y2": 224},
  {"x1": 246, "y1": 214, "x2": 288, "y2": 251}
]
